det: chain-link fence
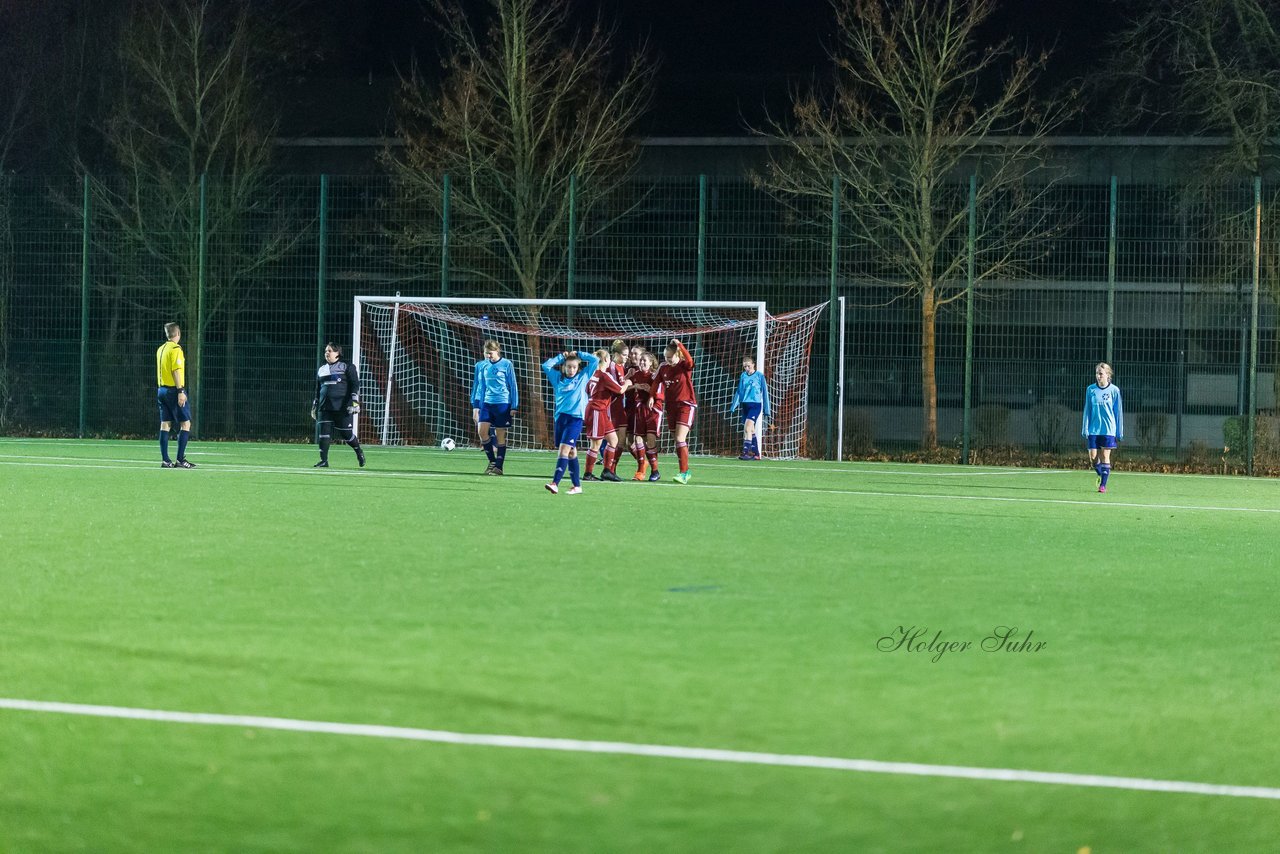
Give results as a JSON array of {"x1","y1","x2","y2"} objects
[{"x1": 1, "y1": 172, "x2": 1275, "y2": 469}]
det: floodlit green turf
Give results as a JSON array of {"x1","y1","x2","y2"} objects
[{"x1": 2, "y1": 438, "x2": 1279, "y2": 852}]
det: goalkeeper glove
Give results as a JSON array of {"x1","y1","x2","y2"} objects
[
  {"x1": 310, "y1": 405, "x2": 317, "y2": 421},
  {"x1": 347, "y1": 401, "x2": 360, "y2": 415}
]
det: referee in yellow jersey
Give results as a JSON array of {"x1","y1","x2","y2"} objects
[{"x1": 156, "y1": 322, "x2": 196, "y2": 468}]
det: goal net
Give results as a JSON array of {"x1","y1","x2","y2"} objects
[{"x1": 353, "y1": 298, "x2": 827, "y2": 459}]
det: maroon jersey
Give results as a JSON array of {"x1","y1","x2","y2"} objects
[
  {"x1": 586, "y1": 367, "x2": 625, "y2": 411},
  {"x1": 627, "y1": 369, "x2": 655, "y2": 407},
  {"x1": 609, "y1": 361, "x2": 628, "y2": 424},
  {"x1": 653, "y1": 342, "x2": 696, "y2": 407}
]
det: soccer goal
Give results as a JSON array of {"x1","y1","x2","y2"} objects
[{"x1": 352, "y1": 297, "x2": 827, "y2": 459}]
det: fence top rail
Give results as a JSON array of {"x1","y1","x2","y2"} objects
[{"x1": 354, "y1": 297, "x2": 768, "y2": 310}]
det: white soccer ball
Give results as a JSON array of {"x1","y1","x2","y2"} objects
[{"x1": 440, "y1": 437, "x2": 456, "y2": 451}]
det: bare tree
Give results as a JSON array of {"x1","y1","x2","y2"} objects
[
  {"x1": 760, "y1": 0, "x2": 1069, "y2": 449},
  {"x1": 86, "y1": 0, "x2": 298, "y2": 434},
  {"x1": 1098, "y1": 0, "x2": 1280, "y2": 177},
  {"x1": 1099, "y1": 0, "x2": 1280, "y2": 412},
  {"x1": 386, "y1": 0, "x2": 654, "y2": 440}
]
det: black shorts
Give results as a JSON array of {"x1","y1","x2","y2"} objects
[{"x1": 318, "y1": 408, "x2": 353, "y2": 433}]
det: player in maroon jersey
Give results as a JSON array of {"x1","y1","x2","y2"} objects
[
  {"x1": 582, "y1": 348, "x2": 632, "y2": 482},
  {"x1": 652, "y1": 338, "x2": 696, "y2": 484},
  {"x1": 627, "y1": 350, "x2": 661, "y2": 481},
  {"x1": 608, "y1": 340, "x2": 632, "y2": 475}
]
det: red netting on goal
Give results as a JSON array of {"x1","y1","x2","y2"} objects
[{"x1": 355, "y1": 300, "x2": 826, "y2": 459}]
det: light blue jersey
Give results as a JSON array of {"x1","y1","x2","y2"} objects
[
  {"x1": 471, "y1": 357, "x2": 519, "y2": 408},
  {"x1": 731, "y1": 370, "x2": 771, "y2": 417},
  {"x1": 1082, "y1": 382, "x2": 1123, "y2": 440},
  {"x1": 542, "y1": 351, "x2": 599, "y2": 418}
]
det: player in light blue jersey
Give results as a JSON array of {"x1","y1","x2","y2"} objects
[
  {"x1": 471, "y1": 340, "x2": 519, "y2": 475},
  {"x1": 542, "y1": 349, "x2": 599, "y2": 494},
  {"x1": 730, "y1": 354, "x2": 771, "y2": 460},
  {"x1": 1082, "y1": 361, "x2": 1123, "y2": 493}
]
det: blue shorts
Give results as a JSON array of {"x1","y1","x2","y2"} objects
[
  {"x1": 553, "y1": 413, "x2": 583, "y2": 448},
  {"x1": 741, "y1": 402, "x2": 763, "y2": 424},
  {"x1": 1086, "y1": 435, "x2": 1118, "y2": 450},
  {"x1": 157, "y1": 387, "x2": 191, "y2": 424},
  {"x1": 477, "y1": 402, "x2": 513, "y2": 428}
]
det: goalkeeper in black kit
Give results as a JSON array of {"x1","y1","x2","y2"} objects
[{"x1": 312, "y1": 342, "x2": 366, "y2": 468}]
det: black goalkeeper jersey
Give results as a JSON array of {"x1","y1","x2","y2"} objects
[{"x1": 314, "y1": 361, "x2": 360, "y2": 412}]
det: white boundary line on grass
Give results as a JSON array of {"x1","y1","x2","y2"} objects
[
  {"x1": 1, "y1": 698, "x2": 1277, "y2": 801},
  {"x1": 0, "y1": 456, "x2": 450, "y2": 481},
  {"x1": 3, "y1": 438, "x2": 1278, "y2": 482},
  {"x1": 3, "y1": 455, "x2": 1279, "y2": 513},
  {"x1": 687, "y1": 481, "x2": 1280, "y2": 514}
]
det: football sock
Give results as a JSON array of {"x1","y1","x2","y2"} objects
[
  {"x1": 496, "y1": 444, "x2": 507, "y2": 468},
  {"x1": 483, "y1": 439, "x2": 496, "y2": 464},
  {"x1": 568, "y1": 457, "x2": 581, "y2": 487},
  {"x1": 751, "y1": 437, "x2": 760, "y2": 456},
  {"x1": 676, "y1": 441, "x2": 689, "y2": 473},
  {"x1": 742, "y1": 438, "x2": 752, "y2": 455},
  {"x1": 1100, "y1": 464, "x2": 1111, "y2": 488},
  {"x1": 159, "y1": 430, "x2": 171, "y2": 462},
  {"x1": 1093, "y1": 461, "x2": 1102, "y2": 476},
  {"x1": 318, "y1": 431, "x2": 331, "y2": 462},
  {"x1": 553, "y1": 455, "x2": 569, "y2": 484},
  {"x1": 646, "y1": 449, "x2": 659, "y2": 472},
  {"x1": 584, "y1": 448, "x2": 598, "y2": 475},
  {"x1": 604, "y1": 444, "x2": 617, "y2": 473},
  {"x1": 177, "y1": 429, "x2": 190, "y2": 461}
]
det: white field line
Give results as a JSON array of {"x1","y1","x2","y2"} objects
[
  {"x1": 686, "y1": 481, "x2": 1280, "y2": 514},
  {"x1": 0, "y1": 440, "x2": 1058, "y2": 475},
  {"x1": 0, "y1": 456, "x2": 449, "y2": 481},
  {"x1": 2, "y1": 438, "x2": 1277, "y2": 482},
  {"x1": 0, "y1": 698, "x2": 1276, "y2": 801},
  {"x1": 2, "y1": 454, "x2": 1278, "y2": 513}
]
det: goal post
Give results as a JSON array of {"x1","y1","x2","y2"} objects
[{"x1": 352, "y1": 296, "x2": 826, "y2": 459}]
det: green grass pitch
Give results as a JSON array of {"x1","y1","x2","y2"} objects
[{"x1": 2, "y1": 438, "x2": 1279, "y2": 852}]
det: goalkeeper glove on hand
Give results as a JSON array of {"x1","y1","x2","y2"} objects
[
  {"x1": 347, "y1": 402, "x2": 360, "y2": 415},
  {"x1": 310, "y1": 405, "x2": 317, "y2": 421}
]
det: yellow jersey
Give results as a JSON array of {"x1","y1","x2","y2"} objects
[{"x1": 156, "y1": 341, "x2": 185, "y2": 388}]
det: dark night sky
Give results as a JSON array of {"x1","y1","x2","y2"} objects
[{"x1": 282, "y1": 0, "x2": 1122, "y2": 137}]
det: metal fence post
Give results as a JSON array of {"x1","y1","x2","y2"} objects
[
  {"x1": 194, "y1": 173, "x2": 207, "y2": 439},
  {"x1": 441, "y1": 174, "x2": 451, "y2": 297},
  {"x1": 1248, "y1": 176, "x2": 1262, "y2": 475},
  {"x1": 567, "y1": 174, "x2": 577, "y2": 323},
  {"x1": 1107, "y1": 175, "x2": 1117, "y2": 366},
  {"x1": 316, "y1": 174, "x2": 329, "y2": 365},
  {"x1": 828, "y1": 175, "x2": 840, "y2": 460},
  {"x1": 79, "y1": 176, "x2": 90, "y2": 438},
  {"x1": 697, "y1": 174, "x2": 707, "y2": 301},
  {"x1": 567, "y1": 175, "x2": 578, "y2": 301},
  {"x1": 962, "y1": 174, "x2": 976, "y2": 464}
]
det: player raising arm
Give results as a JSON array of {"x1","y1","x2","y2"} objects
[
  {"x1": 541, "y1": 349, "x2": 600, "y2": 494},
  {"x1": 730, "y1": 354, "x2": 771, "y2": 460},
  {"x1": 652, "y1": 338, "x2": 697, "y2": 484},
  {"x1": 471, "y1": 340, "x2": 519, "y2": 475}
]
